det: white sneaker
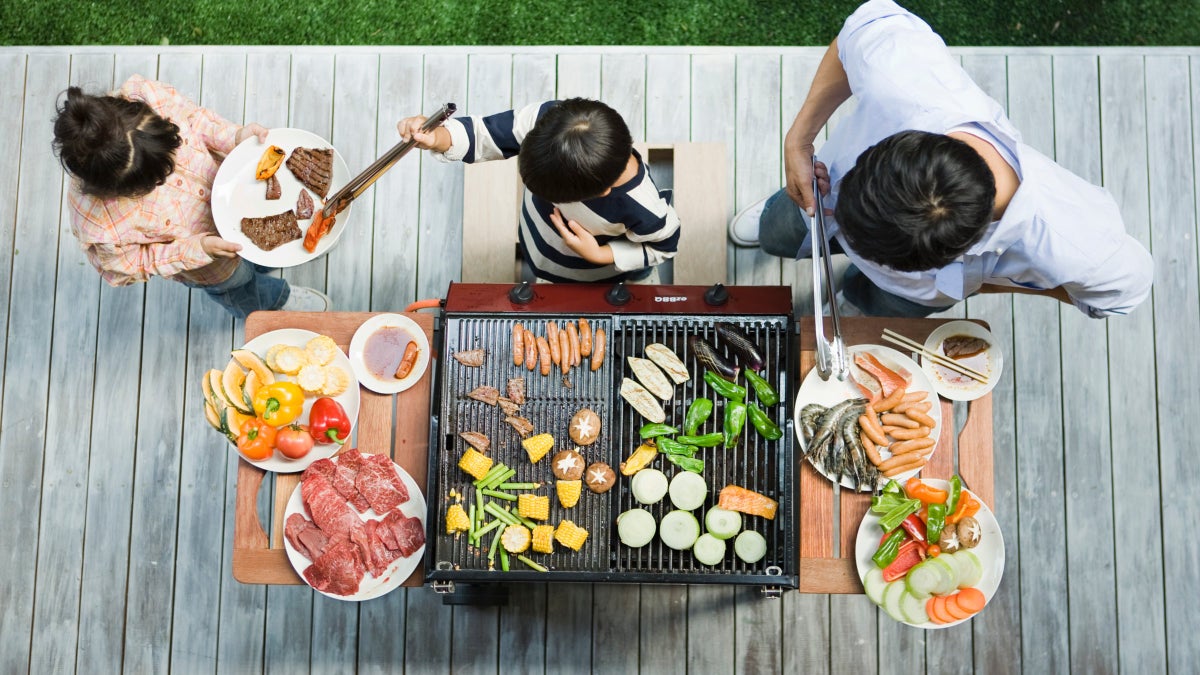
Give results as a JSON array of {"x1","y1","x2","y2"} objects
[
  {"x1": 281, "y1": 286, "x2": 332, "y2": 312},
  {"x1": 729, "y1": 196, "x2": 770, "y2": 247}
]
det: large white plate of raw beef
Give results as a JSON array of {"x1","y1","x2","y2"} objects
[{"x1": 283, "y1": 448, "x2": 426, "y2": 601}]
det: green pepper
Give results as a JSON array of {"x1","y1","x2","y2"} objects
[
  {"x1": 926, "y1": 502, "x2": 948, "y2": 544},
  {"x1": 656, "y1": 437, "x2": 698, "y2": 457},
  {"x1": 723, "y1": 399, "x2": 747, "y2": 448},
  {"x1": 684, "y1": 398, "x2": 714, "y2": 435},
  {"x1": 746, "y1": 403, "x2": 783, "y2": 441},
  {"x1": 878, "y1": 497, "x2": 922, "y2": 532},
  {"x1": 665, "y1": 453, "x2": 705, "y2": 473},
  {"x1": 870, "y1": 489, "x2": 910, "y2": 515},
  {"x1": 676, "y1": 432, "x2": 724, "y2": 447},
  {"x1": 744, "y1": 369, "x2": 779, "y2": 406},
  {"x1": 640, "y1": 423, "x2": 679, "y2": 440},
  {"x1": 704, "y1": 370, "x2": 747, "y2": 401},
  {"x1": 947, "y1": 475, "x2": 963, "y2": 514},
  {"x1": 872, "y1": 529, "x2": 907, "y2": 569},
  {"x1": 882, "y1": 480, "x2": 903, "y2": 495}
]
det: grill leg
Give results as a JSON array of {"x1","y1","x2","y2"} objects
[{"x1": 439, "y1": 583, "x2": 511, "y2": 607}]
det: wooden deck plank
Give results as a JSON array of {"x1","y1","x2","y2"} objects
[
  {"x1": 1053, "y1": 53, "x2": 1121, "y2": 673},
  {"x1": 645, "y1": 54, "x2": 690, "y2": 144},
  {"x1": 405, "y1": 587, "x2": 452, "y2": 672},
  {"x1": 733, "y1": 54, "x2": 782, "y2": 288},
  {"x1": 545, "y1": 583, "x2": 595, "y2": 673},
  {"x1": 829, "y1": 595, "x2": 875, "y2": 674},
  {"x1": 1006, "y1": 53, "x2": 1071, "y2": 675},
  {"x1": 283, "y1": 53, "x2": 334, "y2": 296},
  {"x1": 959, "y1": 52, "x2": 1022, "y2": 675},
  {"x1": 591, "y1": 584, "x2": 640, "y2": 674},
  {"x1": 1149, "y1": 54, "x2": 1200, "y2": 672},
  {"x1": 602, "y1": 53, "x2": 646, "y2": 140},
  {"x1": 691, "y1": 53, "x2": 737, "y2": 284},
  {"x1": 0, "y1": 51, "x2": 24, "y2": 414},
  {"x1": 780, "y1": 54, "x2": 821, "y2": 314},
  {"x1": 416, "y1": 54, "x2": 468, "y2": 300}
]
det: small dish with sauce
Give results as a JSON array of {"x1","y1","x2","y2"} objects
[
  {"x1": 919, "y1": 320, "x2": 1003, "y2": 402},
  {"x1": 349, "y1": 314, "x2": 431, "y2": 394}
]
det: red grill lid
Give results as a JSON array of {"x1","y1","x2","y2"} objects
[{"x1": 443, "y1": 282, "x2": 793, "y2": 316}]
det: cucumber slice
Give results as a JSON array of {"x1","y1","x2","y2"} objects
[
  {"x1": 692, "y1": 533, "x2": 727, "y2": 565},
  {"x1": 900, "y1": 590, "x2": 930, "y2": 624},
  {"x1": 659, "y1": 510, "x2": 701, "y2": 550},
  {"x1": 862, "y1": 568, "x2": 887, "y2": 606},
  {"x1": 929, "y1": 557, "x2": 958, "y2": 596},
  {"x1": 954, "y1": 550, "x2": 984, "y2": 588},
  {"x1": 937, "y1": 551, "x2": 964, "y2": 584},
  {"x1": 733, "y1": 530, "x2": 767, "y2": 564},
  {"x1": 617, "y1": 509, "x2": 657, "y2": 548},
  {"x1": 631, "y1": 468, "x2": 669, "y2": 505},
  {"x1": 668, "y1": 471, "x2": 708, "y2": 511},
  {"x1": 881, "y1": 581, "x2": 908, "y2": 623},
  {"x1": 704, "y1": 507, "x2": 742, "y2": 540},
  {"x1": 904, "y1": 560, "x2": 942, "y2": 599}
]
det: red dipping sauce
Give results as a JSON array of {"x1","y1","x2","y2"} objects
[{"x1": 362, "y1": 326, "x2": 415, "y2": 379}]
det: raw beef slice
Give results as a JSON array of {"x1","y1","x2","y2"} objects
[
  {"x1": 364, "y1": 519, "x2": 401, "y2": 577},
  {"x1": 285, "y1": 513, "x2": 330, "y2": 561},
  {"x1": 301, "y1": 472, "x2": 362, "y2": 541},
  {"x1": 356, "y1": 452, "x2": 410, "y2": 514},
  {"x1": 303, "y1": 539, "x2": 365, "y2": 596},
  {"x1": 334, "y1": 449, "x2": 373, "y2": 513},
  {"x1": 382, "y1": 511, "x2": 426, "y2": 557}
]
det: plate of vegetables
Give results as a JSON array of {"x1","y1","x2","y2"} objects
[{"x1": 854, "y1": 476, "x2": 1004, "y2": 628}]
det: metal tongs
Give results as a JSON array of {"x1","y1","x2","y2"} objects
[
  {"x1": 810, "y1": 155, "x2": 849, "y2": 381},
  {"x1": 321, "y1": 102, "x2": 457, "y2": 218}
]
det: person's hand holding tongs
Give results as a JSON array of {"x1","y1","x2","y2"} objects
[{"x1": 810, "y1": 155, "x2": 849, "y2": 381}]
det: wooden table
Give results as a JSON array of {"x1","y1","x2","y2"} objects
[
  {"x1": 796, "y1": 316, "x2": 994, "y2": 593},
  {"x1": 231, "y1": 311, "x2": 435, "y2": 588},
  {"x1": 232, "y1": 312, "x2": 993, "y2": 594}
]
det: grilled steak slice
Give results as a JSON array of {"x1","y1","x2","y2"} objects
[
  {"x1": 497, "y1": 397, "x2": 520, "y2": 416},
  {"x1": 504, "y1": 415, "x2": 534, "y2": 438},
  {"x1": 452, "y1": 349, "x2": 486, "y2": 367},
  {"x1": 241, "y1": 210, "x2": 301, "y2": 251},
  {"x1": 296, "y1": 188, "x2": 314, "y2": 219},
  {"x1": 265, "y1": 174, "x2": 282, "y2": 200},
  {"x1": 466, "y1": 385, "x2": 499, "y2": 405},
  {"x1": 942, "y1": 335, "x2": 990, "y2": 359},
  {"x1": 460, "y1": 431, "x2": 490, "y2": 453},
  {"x1": 286, "y1": 147, "x2": 334, "y2": 198},
  {"x1": 506, "y1": 377, "x2": 527, "y2": 405}
]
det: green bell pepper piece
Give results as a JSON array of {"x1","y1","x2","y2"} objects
[
  {"x1": 947, "y1": 475, "x2": 963, "y2": 514},
  {"x1": 926, "y1": 502, "x2": 948, "y2": 545},
  {"x1": 665, "y1": 453, "x2": 705, "y2": 473},
  {"x1": 676, "y1": 432, "x2": 724, "y2": 447},
  {"x1": 746, "y1": 403, "x2": 783, "y2": 440},
  {"x1": 723, "y1": 399, "x2": 748, "y2": 448},
  {"x1": 656, "y1": 437, "x2": 698, "y2": 457},
  {"x1": 744, "y1": 369, "x2": 780, "y2": 406},
  {"x1": 639, "y1": 423, "x2": 679, "y2": 439},
  {"x1": 704, "y1": 370, "x2": 747, "y2": 401},
  {"x1": 683, "y1": 398, "x2": 714, "y2": 435},
  {"x1": 872, "y1": 529, "x2": 907, "y2": 569},
  {"x1": 878, "y1": 497, "x2": 922, "y2": 532}
]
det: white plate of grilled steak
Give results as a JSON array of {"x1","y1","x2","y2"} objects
[{"x1": 212, "y1": 128, "x2": 353, "y2": 267}]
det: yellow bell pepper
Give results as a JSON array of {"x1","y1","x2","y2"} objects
[
  {"x1": 255, "y1": 145, "x2": 286, "y2": 180},
  {"x1": 252, "y1": 381, "x2": 305, "y2": 426}
]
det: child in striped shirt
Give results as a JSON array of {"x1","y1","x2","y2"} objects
[{"x1": 398, "y1": 99, "x2": 680, "y2": 283}]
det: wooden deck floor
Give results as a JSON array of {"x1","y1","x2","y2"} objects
[{"x1": 1, "y1": 45, "x2": 1197, "y2": 674}]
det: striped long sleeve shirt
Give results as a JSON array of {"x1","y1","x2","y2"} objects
[{"x1": 435, "y1": 101, "x2": 681, "y2": 283}]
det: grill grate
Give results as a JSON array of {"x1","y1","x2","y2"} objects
[{"x1": 428, "y1": 312, "x2": 796, "y2": 586}]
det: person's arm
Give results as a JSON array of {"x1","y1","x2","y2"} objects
[
  {"x1": 85, "y1": 235, "x2": 237, "y2": 286},
  {"x1": 977, "y1": 283, "x2": 1072, "y2": 303},
  {"x1": 398, "y1": 101, "x2": 549, "y2": 163},
  {"x1": 783, "y1": 38, "x2": 850, "y2": 214}
]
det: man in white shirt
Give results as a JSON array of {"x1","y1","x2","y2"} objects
[{"x1": 730, "y1": 0, "x2": 1153, "y2": 318}]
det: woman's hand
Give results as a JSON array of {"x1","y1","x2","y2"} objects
[
  {"x1": 396, "y1": 115, "x2": 450, "y2": 152},
  {"x1": 236, "y1": 123, "x2": 270, "y2": 145},
  {"x1": 783, "y1": 140, "x2": 830, "y2": 216},
  {"x1": 549, "y1": 208, "x2": 614, "y2": 265},
  {"x1": 202, "y1": 236, "x2": 242, "y2": 259}
]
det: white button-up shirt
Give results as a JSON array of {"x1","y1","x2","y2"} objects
[{"x1": 821, "y1": 0, "x2": 1153, "y2": 317}]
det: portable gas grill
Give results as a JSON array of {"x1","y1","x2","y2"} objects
[{"x1": 424, "y1": 281, "x2": 798, "y2": 598}]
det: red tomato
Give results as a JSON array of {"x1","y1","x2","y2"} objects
[{"x1": 276, "y1": 424, "x2": 314, "y2": 459}]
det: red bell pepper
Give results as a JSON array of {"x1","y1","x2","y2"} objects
[
  {"x1": 882, "y1": 539, "x2": 925, "y2": 582},
  {"x1": 899, "y1": 513, "x2": 927, "y2": 544},
  {"x1": 310, "y1": 397, "x2": 351, "y2": 445}
]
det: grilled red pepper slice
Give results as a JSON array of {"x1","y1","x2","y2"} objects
[
  {"x1": 309, "y1": 397, "x2": 351, "y2": 445},
  {"x1": 899, "y1": 513, "x2": 927, "y2": 544}
]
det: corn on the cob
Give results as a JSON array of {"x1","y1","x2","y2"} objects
[
  {"x1": 458, "y1": 447, "x2": 494, "y2": 480},
  {"x1": 531, "y1": 525, "x2": 555, "y2": 553},
  {"x1": 556, "y1": 480, "x2": 582, "y2": 508},
  {"x1": 501, "y1": 524, "x2": 531, "y2": 553},
  {"x1": 518, "y1": 494, "x2": 550, "y2": 521},
  {"x1": 445, "y1": 504, "x2": 470, "y2": 534},
  {"x1": 522, "y1": 433, "x2": 554, "y2": 463},
  {"x1": 554, "y1": 520, "x2": 589, "y2": 551}
]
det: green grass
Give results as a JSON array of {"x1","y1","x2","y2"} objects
[{"x1": 2, "y1": 0, "x2": 1197, "y2": 46}]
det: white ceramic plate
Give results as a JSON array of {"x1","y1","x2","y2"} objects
[
  {"x1": 794, "y1": 344, "x2": 941, "y2": 491},
  {"x1": 211, "y1": 128, "x2": 353, "y2": 267},
  {"x1": 238, "y1": 328, "x2": 360, "y2": 473},
  {"x1": 283, "y1": 452, "x2": 427, "y2": 601},
  {"x1": 348, "y1": 314, "x2": 431, "y2": 394},
  {"x1": 855, "y1": 479, "x2": 1005, "y2": 629},
  {"x1": 920, "y1": 320, "x2": 1002, "y2": 402}
]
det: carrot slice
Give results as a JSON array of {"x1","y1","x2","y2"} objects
[
  {"x1": 930, "y1": 596, "x2": 953, "y2": 624},
  {"x1": 955, "y1": 587, "x2": 986, "y2": 613},
  {"x1": 943, "y1": 594, "x2": 971, "y2": 621},
  {"x1": 925, "y1": 597, "x2": 944, "y2": 624}
]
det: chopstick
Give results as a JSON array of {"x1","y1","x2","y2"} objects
[{"x1": 881, "y1": 329, "x2": 989, "y2": 383}]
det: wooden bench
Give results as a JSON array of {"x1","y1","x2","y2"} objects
[{"x1": 461, "y1": 142, "x2": 728, "y2": 284}]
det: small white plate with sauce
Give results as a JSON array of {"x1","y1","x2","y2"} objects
[
  {"x1": 348, "y1": 314, "x2": 430, "y2": 394},
  {"x1": 920, "y1": 321, "x2": 1002, "y2": 402}
]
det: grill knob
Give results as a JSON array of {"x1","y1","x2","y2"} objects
[
  {"x1": 704, "y1": 283, "x2": 729, "y2": 306},
  {"x1": 508, "y1": 281, "x2": 534, "y2": 305},
  {"x1": 606, "y1": 282, "x2": 631, "y2": 306}
]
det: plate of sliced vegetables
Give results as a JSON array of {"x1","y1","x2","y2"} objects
[{"x1": 854, "y1": 476, "x2": 1004, "y2": 629}]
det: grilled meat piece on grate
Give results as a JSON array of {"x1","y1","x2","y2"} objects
[
  {"x1": 286, "y1": 147, "x2": 334, "y2": 198},
  {"x1": 241, "y1": 210, "x2": 301, "y2": 251},
  {"x1": 506, "y1": 377, "x2": 526, "y2": 405},
  {"x1": 497, "y1": 397, "x2": 520, "y2": 416},
  {"x1": 504, "y1": 415, "x2": 534, "y2": 438},
  {"x1": 466, "y1": 385, "x2": 499, "y2": 405},
  {"x1": 296, "y1": 188, "x2": 314, "y2": 218},
  {"x1": 265, "y1": 174, "x2": 282, "y2": 200}
]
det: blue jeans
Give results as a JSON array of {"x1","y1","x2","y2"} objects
[
  {"x1": 180, "y1": 259, "x2": 289, "y2": 318},
  {"x1": 759, "y1": 188, "x2": 954, "y2": 318}
]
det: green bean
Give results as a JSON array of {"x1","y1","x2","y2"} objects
[
  {"x1": 482, "y1": 489, "x2": 517, "y2": 502},
  {"x1": 517, "y1": 555, "x2": 548, "y2": 572}
]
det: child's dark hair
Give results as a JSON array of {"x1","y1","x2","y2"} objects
[
  {"x1": 52, "y1": 86, "x2": 181, "y2": 199},
  {"x1": 518, "y1": 98, "x2": 632, "y2": 203},
  {"x1": 834, "y1": 130, "x2": 995, "y2": 272}
]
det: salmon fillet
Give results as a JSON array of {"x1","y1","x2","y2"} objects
[
  {"x1": 854, "y1": 353, "x2": 910, "y2": 398},
  {"x1": 718, "y1": 485, "x2": 778, "y2": 520}
]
